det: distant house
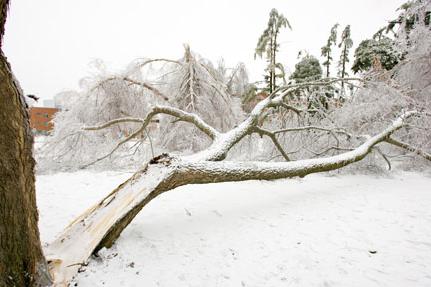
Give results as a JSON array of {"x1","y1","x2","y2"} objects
[{"x1": 29, "y1": 107, "x2": 59, "y2": 134}]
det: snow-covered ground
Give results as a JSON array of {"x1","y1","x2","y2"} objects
[{"x1": 36, "y1": 171, "x2": 431, "y2": 287}]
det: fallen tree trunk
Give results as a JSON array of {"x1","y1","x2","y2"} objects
[{"x1": 45, "y1": 111, "x2": 420, "y2": 285}]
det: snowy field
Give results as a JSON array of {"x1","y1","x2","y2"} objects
[{"x1": 36, "y1": 171, "x2": 431, "y2": 287}]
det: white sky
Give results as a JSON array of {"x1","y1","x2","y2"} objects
[{"x1": 4, "y1": 0, "x2": 404, "y2": 101}]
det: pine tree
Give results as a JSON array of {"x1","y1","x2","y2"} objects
[
  {"x1": 290, "y1": 54, "x2": 323, "y2": 83},
  {"x1": 255, "y1": 8, "x2": 291, "y2": 93},
  {"x1": 321, "y1": 23, "x2": 339, "y2": 78},
  {"x1": 352, "y1": 36, "x2": 401, "y2": 73}
]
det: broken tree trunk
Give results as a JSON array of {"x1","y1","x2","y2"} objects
[{"x1": 45, "y1": 111, "x2": 417, "y2": 285}]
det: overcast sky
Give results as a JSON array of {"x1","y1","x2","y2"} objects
[{"x1": 4, "y1": 0, "x2": 404, "y2": 101}]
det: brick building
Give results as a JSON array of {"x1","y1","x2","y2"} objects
[{"x1": 29, "y1": 107, "x2": 59, "y2": 134}]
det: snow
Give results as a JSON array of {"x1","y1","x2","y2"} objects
[
  {"x1": 36, "y1": 171, "x2": 431, "y2": 287},
  {"x1": 36, "y1": 171, "x2": 133, "y2": 244}
]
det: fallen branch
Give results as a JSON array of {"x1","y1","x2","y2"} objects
[{"x1": 46, "y1": 111, "x2": 416, "y2": 285}]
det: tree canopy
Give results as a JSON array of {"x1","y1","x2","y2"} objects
[
  {"x1": 255, "y1": 8, "x2": 291, "y2": 93},
  {"x1": 290, "y1": 54, "x2": 323, "y2": 83},
  {"x1": 352, "y1": 37, "x2": 401, "y2": 73}
]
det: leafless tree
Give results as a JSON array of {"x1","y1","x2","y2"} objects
[{"x1": 44, "y1": 76, "x2": 430, "y2": 285}]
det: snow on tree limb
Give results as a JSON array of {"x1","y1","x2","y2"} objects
[
  {"x1": 81, "y1": 77, "x2": 365, "y2": 165},
  {"x1": 81, "y1": 105, "x2": 221, "y2": 167},
  {"x1": 46, "y1": 110, "x2": 419, "y2": 286},
  {"x1": 85, "y1": 105, "x2": 220, "y2": 140},
  {"x1": 385, "y1": 137, "x2": 431, "y2": 161}
]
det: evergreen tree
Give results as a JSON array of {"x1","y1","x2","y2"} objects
[
  {"x1": 290, "y1": 54, "x2": 323, "y2": 83},
  {"x1": 290, "y1": 54, "x2": 328, "y2": 108},
  {"x1": 321, "y1": 23, "x2": 339, "y2": 78},
  {"x1": 338, "y1": 25, "x2": 353, "y2": 89},
  {"x1": 352, "y1": 36, "x2": 401, "y2": 73},
  {"x1": 255, "y1": 8, "x2": 291, "y2": 93}
]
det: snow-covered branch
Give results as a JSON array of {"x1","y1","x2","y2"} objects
[
  {"x1": 385, "y1": 137, "x2": 431, "y2": 161},
  {"x1": 81, "y1": 105, "x2": 220, "y2": 167},
  {"x1": 46, "y1": 111, "x2": 418, "y2": 286},
  {"x1": 186, "y1": 77, "x2": 364, "y2": 161},
  {"x1": 178, "y1": 111, "x2": 418, "y2": 182},
  {"x1": 84, "y1": 105, "x2": 220, "y2": 141}
]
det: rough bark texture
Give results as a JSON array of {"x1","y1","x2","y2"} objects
[{"x1": 0, "y1": 1, "x2": 51, "y2": 285}]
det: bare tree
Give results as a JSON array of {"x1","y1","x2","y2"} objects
[
  {"x1": 0, "y1": 1, "x2": 51, "y2": 285},
  {"x1": 44, "y1": 76, "x2": 430, "y2": 285},
  {"x1": 39, "y1": 45, "x2": 244, "y2": 171}
]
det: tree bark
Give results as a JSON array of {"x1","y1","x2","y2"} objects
[
  {"x1": 340, "y1": 44, "x2": 347, "y2": 89},
  {"x1": 0, "y1": 1, "x2": 51, "y2": 285},
  {"x1": 326, "y1": 51, "x2": 330, "y2": 78}
]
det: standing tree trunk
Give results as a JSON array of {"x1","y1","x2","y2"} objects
[
  {"x1": 340, "y1": 44, "x2": 347, "y2": 89},
  {"x1": 326, "y1": 52, "x2": 330, "y2": 78},
  {"x1": 269, "y1": 36, "x2": 274, "y2": 93},
  {"x1": 272, "y1": 31, "x2": 277, "y2": 93},
  {"x1": 0, "y1": 1, "x2": 51, "y2": 286}
]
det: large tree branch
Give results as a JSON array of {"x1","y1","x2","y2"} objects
[
  {"x1": 178, "y1": 112, "x2": 417, "y2": 182},
  {"x1": 47, "y1": 111, "x2": 417, "y2": 285},
  {"x1": 84, "y1": 77, "x2": 365, "y2": 166},
  {"x1": 84, "y1": 106, "x2": 219, "y2": 139},
  {"x1": 82, "y1": 106, "x2": 220, "y2": 167},
  {"x1": 186, "y1": 78, "x2": 363, "y2": 161},
  {"x1": 385, "y1": 137, "x2": 431, "y2": 161}
]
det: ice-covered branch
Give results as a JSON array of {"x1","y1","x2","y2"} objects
[
  {"x1": 373, "y1": 146, "x2": 392, "y2": 170},
  {"x1": 251, "y1": 127, "x2": 291, "y2": 161},
  {"x1": 83, "y1": 105, "x2": 220, "y2": 159},
  {"x1": 79, "y1": 77, "x2": 381, "y2": 166},
  {"x1": 137, "y1": 58, "x2": 182, "y2": 68},
  {"x1": 185, "y1": 78, "x2": 367, "y2": 161},
  {"x1": 276, "y1": 77, "x2": 363, "y2": 99},
  {"x1": 47, "y1": 111, "x2": 417, "y2": 285},
  {"x1": 306, "y1": 146, "x2": 354, "y2": 157},
  {"x1": 93, "y1": 77, "x2": 169, "y2": 101},
  {"x1": 385, "y1": 137, "x2": 431, "y2": 161},
  {"x1": 178, "y1": 111, "x2": 417, "y2": 182},
  {"x1": 83, "y1": 117, "x2": 144, "y2": 131},
  {"x1": 272, "y1": 125, "x2": 352, "y2": 138}
]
